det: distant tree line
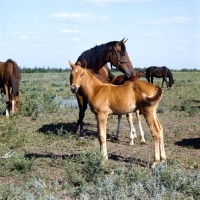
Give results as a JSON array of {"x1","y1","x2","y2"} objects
[
  {"x1": 19, "y1": 66, "x2": 71, "y2": 73},
  {"x1": 19, "y1": 66, "x2": 200, "y2": 73}
]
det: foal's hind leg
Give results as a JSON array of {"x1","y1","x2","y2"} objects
[
  {"x1": 76, "y1": 94, "x2": 88, "y2": 138},
  {"x1": 143, "y1": 111, "x2": 166, "y2": 168}
]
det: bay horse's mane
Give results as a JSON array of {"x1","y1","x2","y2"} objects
[
  {"x1": 76, "y1": 41, "x2": 126, "y2": 72},
  {"x1": 166, "y1": 67, "x2": 174, "y2": 83}
]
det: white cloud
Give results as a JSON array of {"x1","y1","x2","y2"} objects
[
  {"x1": 51, "y1": 13, "x2": 107, "y2": 23},
  {"x1": 137, "y1": 16, "x2": 193, "y2": 25},
  {"x1": 176, "y1": 46, "x2": 186, "y2": 51},
  {"x1": 19, "y1": 36, "x2": 28, "y2": 39},
  {"x1": 61, "y1": 29, "x2": 79, "y2": 34},
  {"x1": 70, "y1": 37, "x2": 80, "y2": 41},
  {"x1": 85, "y1": 0, "x2": 153, "y2": 6}
]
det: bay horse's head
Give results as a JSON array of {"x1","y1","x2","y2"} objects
[
  {"x1": 69, "y1": 60, "x2": 87, "y2": 94},
  {"x1": 168, "y1": 79, "x2": 174, "y2": 88},
  {"x1": 109, "y1": 38, "x2": 134, "y2": 78}
]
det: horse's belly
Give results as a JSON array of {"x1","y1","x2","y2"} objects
[{"x1": 109, "y1": 103, "x2": 137, "y2": 115}]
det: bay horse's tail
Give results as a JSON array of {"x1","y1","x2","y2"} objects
[
  {"x1": 142, "y1": 86, "x2": 162, "y2": 106},
  {"x1": 6, "y1": 59, "x2": 21, "y2": 98}
]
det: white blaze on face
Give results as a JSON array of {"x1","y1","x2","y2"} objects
[
  {"x1": 12, "y1": 100, "x2": 15, "y2": 113},
  {"x1": 75, "y1": 69, "x2": 78, "y2": 73},
  {"x1": 6, "y1": 108, "x2": 9, "y2": 117}
]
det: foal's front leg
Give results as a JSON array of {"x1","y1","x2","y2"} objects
[{"x1": 96, "y1": 113, "x2": 108, "y2": 160}]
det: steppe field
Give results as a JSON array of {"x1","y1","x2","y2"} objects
[{"x1": 0, "y1": 70, "x2": 199, "y2": 199}]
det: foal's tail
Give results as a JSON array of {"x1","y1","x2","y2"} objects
[
  {"x1": 6, "y1": 59, "x2": 21, "y2": 97},
  {"x1": 142, "y1": 86, "x2": 163, "y2": 106}
]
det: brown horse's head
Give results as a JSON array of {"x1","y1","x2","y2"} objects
[
  {"x1": 69, "y1": 61, "x2": 87, "y2": 94},
  {"x1": 9, "y1": 94, "x2": 20, "y2": 113},
  {"x1": 109, "y1": 38, "x2": 134, "y2": 78}
]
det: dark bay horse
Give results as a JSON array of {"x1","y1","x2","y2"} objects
[
  {"x1": 0, "y1": 59, "x2": 21, "y2": 117},
  {"x1": 145, "y1": 66, "x2": 174, "y2": 88},
  {"x1": 71, "y1": 38, "x2": 134, "y2": 137},
  {"x1": 69, "y1": 60, "x2": 166, "y2": 168}
]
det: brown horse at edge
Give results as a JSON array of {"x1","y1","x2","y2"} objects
[
  {"x1": 69, "y1": 60, "x2": 166, "y2": 168},
  {"x1": 0, "y1": 59, "x2": 21, "y2": 117}
]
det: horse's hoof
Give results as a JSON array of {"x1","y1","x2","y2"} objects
[
  {"x1": 113, "y1": 137, "x2": 119, "y2": 141},
  {"x1": 78, "y1": 137, "x2": 84, "y2": 140}
]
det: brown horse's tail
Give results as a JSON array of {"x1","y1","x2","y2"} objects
[
  {"x1": 6, "y1": 59, "x2": 21, "y2": 98},
  {"x1": 142, "y1": 86, "x2": 162, "y2": 106}
]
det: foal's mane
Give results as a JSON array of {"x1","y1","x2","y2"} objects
[{"x1": 76, "y1": 41, "x2": 126, "y2": 71}]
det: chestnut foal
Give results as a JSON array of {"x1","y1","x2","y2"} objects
[{"x1": 69, "y1": 60, "x2": 166, "y2": 168}]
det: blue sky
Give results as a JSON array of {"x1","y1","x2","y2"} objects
[{"x1": 0, "y1": 0, "x2": 200, "y2": 69}]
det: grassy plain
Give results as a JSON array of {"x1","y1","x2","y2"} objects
[{"x1": 0, "y1": 70, "x2": 199, "y2": 199}]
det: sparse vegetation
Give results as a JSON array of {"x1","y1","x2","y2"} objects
[{"x1": 0, "y1": 70, "x2": 199, "y2": 199}]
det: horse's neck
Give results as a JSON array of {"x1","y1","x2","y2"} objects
[{"x1": 81, "y1": 71, "x2": 102, "y2": 99}]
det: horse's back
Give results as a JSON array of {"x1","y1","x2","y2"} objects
[{"x1": 127, "y1": 78, "x2": 160, "y2": 97}]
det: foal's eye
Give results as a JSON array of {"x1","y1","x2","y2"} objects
[{"x1": 80, "y1": 73, "x2": 84, "y2": 77}]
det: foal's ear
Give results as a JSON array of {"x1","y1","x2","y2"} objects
[
  {"x1": 81, "y1": 59, "x2": 87, "y2": 68},
  {"x1": 68, "y1": 60, "x2": 74, "y2": 69}
]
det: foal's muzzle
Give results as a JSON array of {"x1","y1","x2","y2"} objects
[{"x1": 71, "y1": 85, "x2": 79, "y2": 93}]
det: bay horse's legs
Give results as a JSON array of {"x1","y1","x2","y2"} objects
[
  {"x1": 4, "y1": 84, "x2": 10, "y2": 117},
  {"x1": 76, "y1": 94, "x2": 88, "y2": 138},
  {"x1": 136, "y1": 110, "x2": 145, "y2": 144},
  {"x1": 96, "y1": 113, "x2": 108, "y2": 160},
  {"x1": 146, "y1": 76, "x2": 150, "y2": 83},
  {"x1": 126, "y1": 113, "x2": 137, "y2": 145},
  {"x1": 143, "y1": 111, "x2": 166, "y2": 168},
  {"x1": 114, "y1": 115, "x2": 122, "y2": 139},
  {"x1": 162, "y1": 77, "x2": 168, "y2": 88},
  {"x1": 151, "y1": 76, "x2": 154, "y2": 84},
  {"x1": 115, "y1": 111, "x2": 145, "y2": 145}
]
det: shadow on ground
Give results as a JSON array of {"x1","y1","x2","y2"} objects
[{"x1": 175, "y1": 138, "x2": 200, "y2": 149}]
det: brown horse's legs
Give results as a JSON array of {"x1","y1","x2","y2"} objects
[
  {"x1": 76, "y1": 94, "x2": 88, "y2": 137},
  {"x1": 96, "y1": 113, "x2": 108, "y2": 160},
  {"x1": 4, "y1": 84, "x2": 10, "y2": 117},
  {"x1": 143, "y1": 111, "x2": 166, "y2": 168}
]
